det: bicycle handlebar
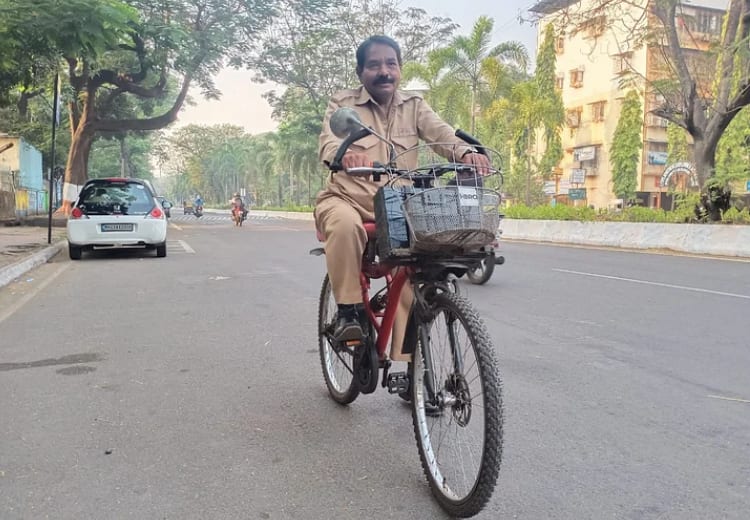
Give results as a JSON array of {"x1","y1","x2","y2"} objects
[
  {"x1": 329, "y1": 123, "x2": 489, "y2": 172},
  {"x1": 455, "y1": 129, "x2": 488, "y2": 157}
]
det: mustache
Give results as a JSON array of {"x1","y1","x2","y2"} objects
[{"x1": 375, "y1": 77, "x2": 394, "y2": 85}]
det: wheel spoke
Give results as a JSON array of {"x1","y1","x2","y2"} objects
[
  {"x1": 318, "y1": 275, "x2": 358, "y2": 404},
  {"x1": 411, "y1": 290, "x2": 503, "y2": 516}
]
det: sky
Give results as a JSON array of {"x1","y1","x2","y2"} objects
[{"x1": 176, "y1": 0, "x2": 541, "y2": 135}]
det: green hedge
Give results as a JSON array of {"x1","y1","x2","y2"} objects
[
  {"x1": 257, "y1": 204, "x2": 315, "y2": 213},
  {"x1": 503, "y1": 201, "x2": 749, "y2": 224}
]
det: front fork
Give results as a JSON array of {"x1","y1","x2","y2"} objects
[{"x1": 414, "y1": 285, "x2": 463, "y2": 407}]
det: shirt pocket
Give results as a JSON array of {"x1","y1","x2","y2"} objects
[
  {"x1": 349, "y1": 134, "x2": 381, "y2": 153},
  {"x1": 391, "y1": 133, "x2": 418, "y2": 152}
]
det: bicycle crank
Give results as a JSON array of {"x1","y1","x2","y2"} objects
[{"x1": 353, "y1": 341, "x2": 379, "y2": 394}]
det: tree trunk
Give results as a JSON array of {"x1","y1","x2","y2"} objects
[
  {"x1": 57, "y1": 126, "x2": 94, "y2": 215},
  {"x1": 692, "y1": 137, "x2": 715, "y2": 188},
  {"x1": 119, "y1": 137, "x2": 131, "y2": 177}
]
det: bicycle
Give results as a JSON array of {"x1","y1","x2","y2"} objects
[{"x1": 310, "y1": 108, "x2": 504, "y2": 518}]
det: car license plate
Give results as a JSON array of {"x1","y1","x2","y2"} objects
[{"x1": 101, "y1": 223, "x2": 134, "y2": 232}]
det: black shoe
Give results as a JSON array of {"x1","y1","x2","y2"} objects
[{"x1": 333, "y1": 315, "x2": 363, "y2": 343}]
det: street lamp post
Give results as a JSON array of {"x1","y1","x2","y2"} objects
[{"x1": 47, "y1": 73, "x2": 60, "y2": 244}]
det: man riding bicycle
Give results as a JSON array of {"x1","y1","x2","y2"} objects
[{"x1": 315, "y1": 35, "x2": 490, "y2": 360}]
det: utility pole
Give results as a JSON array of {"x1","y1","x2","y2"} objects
[{"x1": 47, "y1": 73, "x2": 60, "y2": 244}]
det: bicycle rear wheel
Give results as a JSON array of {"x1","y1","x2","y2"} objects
[
  {"x1": 410, "y1": 290, "x2": 503, "y2": 518},
  {"x1": 318, "y1": 274, "x2": 359, "y2": 404}
]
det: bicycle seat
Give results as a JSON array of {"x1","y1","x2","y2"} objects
[{"x1": 316, "y1": 221, "x2": 377, "y2": 242}]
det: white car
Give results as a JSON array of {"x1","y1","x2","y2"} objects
[{"x1": 67, "y1": 178, "x2": 168, "y2": 260}]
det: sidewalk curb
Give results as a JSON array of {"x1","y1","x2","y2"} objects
[{"x1": 0, "y1": 239, "x2": 66, "y2": 289}]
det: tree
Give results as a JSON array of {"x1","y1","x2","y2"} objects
[
  {"x1": 0, "y1": 0, "x2": 61, "y2": 110},
  {"x1": 610, "y1": 90, "x2": 643, "y2": 202},
  {"x1": 248, "y1": 0, "x2": 458, "y2": 120},
  {"x1": 438, "y1": 16, "x2": 529, "y2": 134},
  {"x1": 667, "y1": 121, "x2": 690, "y2": 164},
  {"x1": 9, "y1": 0, "x2": 279, "y2": 213},
  {"x1": 715, "y1": 106, "x2": 750, "y2": 184},
  {"x1": 532, "y1": 24, "x2": 565, "y2": 180},
  {"x1": 535, "y1": 0, "x2": 750, "y2": 218}
]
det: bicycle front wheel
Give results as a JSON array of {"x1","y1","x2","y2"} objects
[
  {"x1": 318, "y1": 274, "x2": 359, "y2": 404},
  {"x1": 410, "y1": 290, "x2": 503, "y2": 518}
]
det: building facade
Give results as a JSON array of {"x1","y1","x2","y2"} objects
[
  {"x1": 530, "y1": 0, "x2": 725, "y2": 209},
  {"x1": 0, "y1": 135, "x2": 47, "y2": 218}
]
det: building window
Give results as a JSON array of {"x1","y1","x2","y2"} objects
[
  {"x1": 555, "y1": 74, "x2": 564, "y2": 90},
  {"x1": 555, "y1": 36, "x2": 565, "y2": 54},
  {"x1": 566, "y1": 108, "x2": 582, "y2": 128},
  {"x1": 646, "y1": 114, "x2": 669, "y2": 128},
  {"x1": 697, "y1": 11, "x2": 722, "y2": 35},
  {"x1": 590, "y1": 101, "x2": 606, "y2": 122},
  {"x1": 613, "y1": 52, "x2": 633, "y2": 75},
  {"x1": 570, "y1": 68, "x2": 584, "y2": 88},
  {"x1": 577, "y1": 147, "x2": 600, "y2": 175},
  {"x1": 577, "y1": 15, "x2": 606, "y2": 39},
  {"x1": 648, "y1": 141, "x2": 668, "y2": 153}
]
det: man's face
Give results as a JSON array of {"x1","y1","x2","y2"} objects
[{"x1": 358, "y1": 43, "x2": 401, "y2": 105}]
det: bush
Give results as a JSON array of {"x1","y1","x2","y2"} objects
[
  {"x1": 721, "y1": 206, "x2": 750, "y2": 224},
  {"x1": 503, "y1": 196, "x2": 749, "y2": 225},
  {"x1": 504, "y1": 203, "x2": 597, "y2": 221}
]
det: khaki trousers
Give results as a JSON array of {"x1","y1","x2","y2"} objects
[{"x1": 315, "y1": 197, "x2": 413, "y2": 362}]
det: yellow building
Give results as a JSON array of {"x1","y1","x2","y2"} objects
[{"x1": 530, "y1": 0, "x2": 725, "y2": 209}]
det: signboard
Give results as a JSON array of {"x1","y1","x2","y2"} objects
[
  {"x1": 660, "y1": 162, "x2": 698, "y2": 188},
  {"x1": 559, "y1": 179, "x2": 570, "y2": 195},
  {"x1": 568, "y1": 188, "x2": 587, "y2": 200},
  {"x1": 573, "y1": 146, "x2": 597, "y2": 162},
  {"x1": 570, "y1": 168, "x2": 586, "y2": 184},
  {"x1": 543, "y1": 181, "x2": 556, "y2": 195},
  {"x1": 648, "y1": 151, "x2": 668, "y2": 165}
]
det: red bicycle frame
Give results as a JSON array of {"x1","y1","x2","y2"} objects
[{"x1": 358, "y1": 222, "x2": 413, "y2": 360}]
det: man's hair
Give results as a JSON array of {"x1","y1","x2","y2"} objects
[{"x1": 356, "y1": 35, "x2": 402, "y2": 75}]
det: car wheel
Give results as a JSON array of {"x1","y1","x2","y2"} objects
[
  {"x1": 69, "y1": 244, "x2": 82, "y2": 260},
  {"x1": 156, "y1": 242, "x2": 167, "y2": 258}
]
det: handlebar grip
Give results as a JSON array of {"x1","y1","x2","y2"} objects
[
  {"x1": 455, "y1": 129, "x2": 488, "y2": 157},
  {"x1": 329, "y1": 128, "x2": 372, "y2": 171}
]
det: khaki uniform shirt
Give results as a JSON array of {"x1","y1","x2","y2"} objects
[{"x1": 317, "y1": 86, "x2": 473, "y2": 221}]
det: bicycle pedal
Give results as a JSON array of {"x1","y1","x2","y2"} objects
[{"x1": 386, "y1": 372, "x2": 409, "y2": 394}]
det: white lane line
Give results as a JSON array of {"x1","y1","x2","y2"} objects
[
  {"x1": 553, "y1": 268, "x2": 750, "y2": 300},
  {"x1": 170, "y1": 222, "x2": 183, "y2": 231},
  {"x1": 177, "y1": 240, "x2": 195, "y2": 254},
  {"x1": 707, "y1": 395, "x2": 750, "y2": 404},
  {"x1": 0, "y1": 263, "x2": 71, "y2": 325}
]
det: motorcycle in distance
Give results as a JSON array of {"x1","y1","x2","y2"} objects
[
  {"x1": 232, "y1": 206, "x2": 244, "y2": 226},
  {"x1": 463, "y1": 224, "x2": 505, "y2": 285},
  {"x1": 194, "y1": 205, "x2": 203, "y2": 218}
]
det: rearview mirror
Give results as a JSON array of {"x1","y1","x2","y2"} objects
[{"x1": 330, "y1": 107, "x2": 363, "y2": 138}]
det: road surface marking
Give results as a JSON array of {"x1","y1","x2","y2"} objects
[
  {"x1": 170, "y1": 222, "x2": 183, "y2": 231},
  {"x1": 177, "y1": 240, "x2": 195, "y2": 253},
  {"x1": 707, "y1": 395, "x2": 750, "y2": 404},
  {"x1": 0, "y1": 263, "x2": 71, "y2": 325},
  {"x1": 553, "y1": 268, "x2": 750, "y2": 300}
]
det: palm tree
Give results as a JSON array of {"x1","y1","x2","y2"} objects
[{"x1": 440, "y1": 16, "x2": 529, "y2": 134}]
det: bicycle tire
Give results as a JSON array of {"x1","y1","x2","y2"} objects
[
  {"x1": 410, "y1": 290, "x2": 503, "y2": 517},
  {"x1": 318, "y1": 274, "x2": 360, "y2": 404}
]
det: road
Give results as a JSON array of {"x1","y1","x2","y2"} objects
[{"x1": 1, "y1": 209, "x2": 748, "y2": 519}]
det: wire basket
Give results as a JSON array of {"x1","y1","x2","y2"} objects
[{"x1": 402, "y1": 186, "x2": 500, "y2": 252}]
